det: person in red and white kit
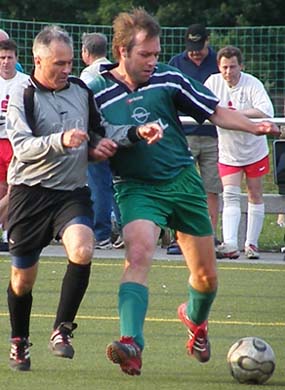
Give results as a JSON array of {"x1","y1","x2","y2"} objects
[
  {"x1": 205, "y1": 45, "x2": 274, "y2": 260},
  {"x1": 0, "y1": 39, "x2": 29, "y2": 250}
]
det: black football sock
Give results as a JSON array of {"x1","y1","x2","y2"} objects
[
  {"x1": 7, "y1": 282, "x2": 32, "y2": 339},
  {"x1": 53, "y1": 260, "x2": 91, "y2": 329}
]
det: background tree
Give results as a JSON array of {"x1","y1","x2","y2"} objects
[{"x1": 1, "y1": 0, "x2": 285, "y2": 26}]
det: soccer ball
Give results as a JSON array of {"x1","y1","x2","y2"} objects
[{"x1": 227, "y1": 337, "x2": 276, "y2": 384}]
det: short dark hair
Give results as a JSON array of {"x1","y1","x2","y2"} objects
[
  {"x1": 217, "y1": 45, "x2": 243, "y2": 65},
  {"x1": 0, "y1": 38, "x2": 18, "y2": 55},
  {"x1": 82, "y1": 33, "x2": 108, "y2": 57}
]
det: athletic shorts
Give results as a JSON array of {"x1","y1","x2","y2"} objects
[
  {"x1": 114, "y1": 165, "x2": 213, "y2": 237},
  {"x1": 0, "y1": 139, "x2": 13, "y2": 181},
  {"x1": 218, "y1": 155, "x2": 270, "y2": 178},
  {"x1": 8, "y1": 184, "x2": 93, "y2": 257},
  {"x1": 186, "y1": 135, "x2": 222, "y2": 194}
]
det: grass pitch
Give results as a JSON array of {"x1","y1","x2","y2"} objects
[{"x1": 0, "y1": 256, "x2": 284, "y2": 390}]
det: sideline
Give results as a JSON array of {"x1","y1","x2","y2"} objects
[{"x1": 1, "y1": 244, "x2": 285, "y2": 264}]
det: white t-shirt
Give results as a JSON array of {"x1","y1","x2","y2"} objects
[
  {"x1": 80, "y1": 57, "x2": 111, "y2": 85},
  {"x1": 204, "y1": 72, "x2": 274, "y2": 166},
  {"x1": 0, "y1": 71, "x2": 29, "y2": 138}
]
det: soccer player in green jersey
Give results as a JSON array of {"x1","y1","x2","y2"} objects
[{"x1": 88, "y1": 8, "x2": 280, "y2": 376}]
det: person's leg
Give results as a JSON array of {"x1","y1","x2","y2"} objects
[
  {"x1": 217, "y1": 170, "x2": 243, "y2": 258},
  {"x1": 244, "y1": 156, "x2": 269, "y2": 259},
  {"x1": 49, "y1": 223, "x2": 94, "y2": 359},
  {"x1": 197, "y1": 136, "x2": 222, "y2": 239},
  {"x1": 0, "y1": 154, "x2": 9, "y2": 246},
  {"x1": 206, "y1": 192, "x2": 220, "y2": 235},
  {"x1": 0, "y1": 139, "x2": 13, "y2": 230},
  {"x1": 88, "y1": 161, "x2": 113, "y2": 247},
  {"x1": 8, "y1": 263, "x2": 38, "y2": 336},
  {"x1": 0, "y1": 192, "x2": 9, "y2": 250},
  {"x1": 177, "y1": 232, "x2": 217, "y2": 362},
  {"x1": 222, "y1": 184, "x2": 241, "y2": 246},
  {"x1": 106, "y1": 219, "x2": 160, "y2": 375},
  {"x1": 245, "y1": 176, "x2": 264, "y2": 258},
  {"x1": 8, "y1": 260, "x2": 39, "y2": 371},
  {"x1": 166, "y1": 135, "x2": 203, "y2": 256},
  {"x1": 111, "y1": 191, "x2": 125, "y2": 248}
]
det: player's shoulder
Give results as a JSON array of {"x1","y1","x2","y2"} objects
[
  {"x1": 155, "y1": 62, "x2": 184, "y2": 77},
  {"x1": 9, "y1": 74, "x2": 30, "y2": 98},
  {"x1": 204, "y1": 72, "x2": 222, "y2": 86},
  {"x1": 87, "y1": 73, "x2": 110, "y2": 94},
  {"x1": 168, "y1": 52, "x2": 183, "y2": 65},
  {"x1": 240, "y1": 71, "x2": 263, "y2": 86},
  {"x1": 16, "y1": 71, "x2": 30, "y2": 82}
]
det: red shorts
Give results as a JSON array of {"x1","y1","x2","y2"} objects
[
  {"x1": 218, "y1": 155, "x2": 270, "y2": 178},
  {"x1": 0, "y1": 139, "x2": 13, "y2": 181}
]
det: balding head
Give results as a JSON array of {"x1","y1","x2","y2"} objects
[{"x1": 0, "y1": 29, "x2": 10, "y2": 41}]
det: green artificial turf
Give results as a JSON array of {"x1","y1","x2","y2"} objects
[{"x1": 0, "y1": 257, "x2": 284, "y2": 390}]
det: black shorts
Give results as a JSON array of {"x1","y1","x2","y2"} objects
[{"x1": 8, "y1": 184, "x2": 93, "y2": 257}]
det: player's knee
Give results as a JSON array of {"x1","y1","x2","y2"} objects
[
  {"x1": 203, "y1": 274, "x2": 218, "y2": 291},
  {"x1": 193, "y1": 272, "x2": 218, "y2": 292},
  {"x1": 69, "y1": 242, "x2": 94, "y2": 263},
  {"x1": 11, "y1": 275, "x2": 33, "y2": 296},
  {"x1": 223, "y1": 185, "x2": 241, "y2": 208}
]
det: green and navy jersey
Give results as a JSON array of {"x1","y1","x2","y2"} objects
[{"x1": 89, "y1": 62, "x2": 219, "y2": 182}]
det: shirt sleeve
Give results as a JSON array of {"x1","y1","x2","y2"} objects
[{"x1": 6, "y1": 85, "x2": 65, "y2": 163}]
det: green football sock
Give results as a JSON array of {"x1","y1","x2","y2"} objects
[
  {"x1": 187, "y1": 285, "x2": 217, "y2": 325},
  {"x1": 118, "y1": 282, "x2": 148, "y2": 350}
]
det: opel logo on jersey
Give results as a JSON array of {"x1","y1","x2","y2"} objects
[{"x1": 131, "y1": 107, "x2": 150, "y2": 124}]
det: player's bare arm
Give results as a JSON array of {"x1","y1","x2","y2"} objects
[{"x1": 210, "y1": 106, "x2": 280, "y2": 137}]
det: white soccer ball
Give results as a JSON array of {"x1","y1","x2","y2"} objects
[{"x1": 227, "y1": 337, "x2": 276, "y2": 384}]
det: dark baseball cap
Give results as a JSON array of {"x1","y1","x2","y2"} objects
[{"x1": 185, "y1": 24, "x2": 208, "y2": 51}]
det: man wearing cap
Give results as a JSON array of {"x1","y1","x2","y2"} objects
[{"x1": 168, "y1": 24, "x2": 222, "y2": 255}]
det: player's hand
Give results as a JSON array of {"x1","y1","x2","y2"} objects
[
  {"x1": 88, "y1": 138, "x2": 118, "y2": 161},
  {"x1": 62, "y1": 129, "x2": 89, "y2": 148},
  {"x1": 137, "y1": 122, "x2": 163, "y2": 144},
  {"x1": 254, "y1": 121, "x2": 281, "y2": 137}
]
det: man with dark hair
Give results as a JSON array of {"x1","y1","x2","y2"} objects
[
  {"x1": 0, "y1": 29, "x2": 24, "y2": 72},
  {"x1": 6, "y1": 24, "x2": 162, "y2": 371},
  {"x1": 88, "y1": 8, "x2": 279, "y2": 376},
  {"x1": 205, "y1": 45, "x2": 274, "y2": 260}
]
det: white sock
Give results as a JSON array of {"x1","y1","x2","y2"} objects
[
  {"x1": 245, "y1": 203, "x2": 265, "y2": 248},
  {"x1": 222, "y1": 206, "x2": 241, "y2": 247},
  {"x1": 222, "y1": 185, "x2": 241, "y2": 247}
]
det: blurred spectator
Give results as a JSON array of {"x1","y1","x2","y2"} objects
[
  {"x1": 0, "y1": 29, "x2": 24, "y2": 72},
  {"x1": 0, "y1": 39, "x2": 29, "y2": 251},
  {"x1": 80, "y1": 32, "x2": 124, "y2": 249},
  {"x1": 167, "y1": 24, "x2": 222, "y2": 255},
  {"x1": 205, "y1": 46, "x2": 274, "y2": 260}
]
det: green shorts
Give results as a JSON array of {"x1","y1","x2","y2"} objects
[{"x1": 114, "y1": 165, "x2": 213, "y2": 237}]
